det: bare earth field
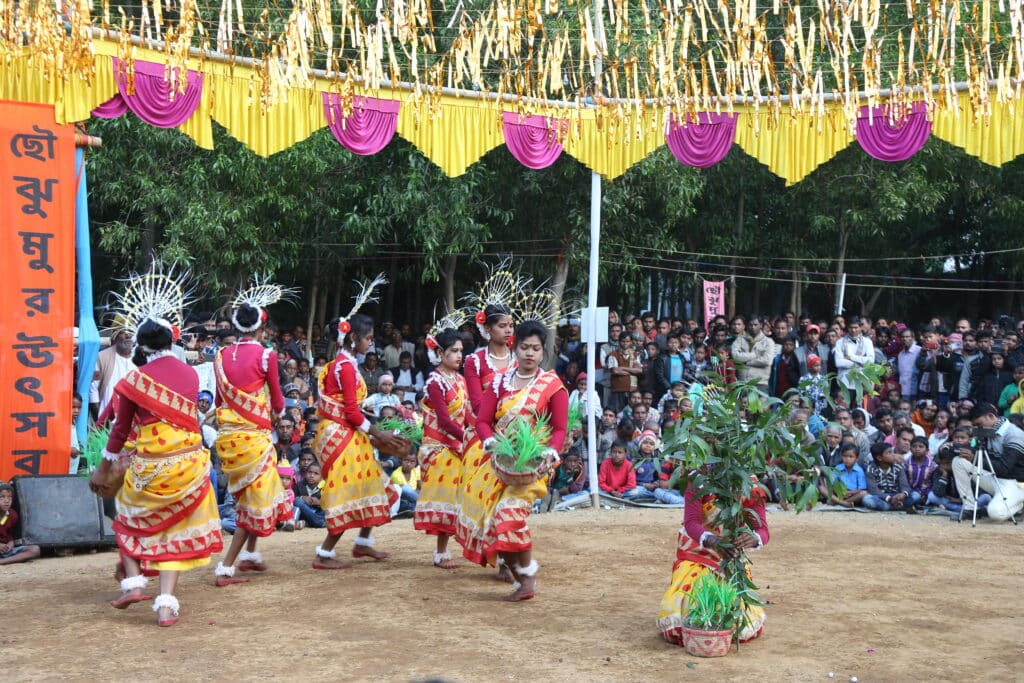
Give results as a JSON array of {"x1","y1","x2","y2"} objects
[{"x1": 2, "y1": 507, "x2": 1022, "y2": 682}]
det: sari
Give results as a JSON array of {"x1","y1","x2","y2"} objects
[
  {"x1": 214, "y1": 352, "x2": 290, "y2": 536},
  {"x1": 657, "y1": 487, "x2": 768, "y2": 644},
  {"x1": 111, "y1": 367, "x2": 223, "y2": 573},
  {"x1": 414, "y1": 373, "x2": 471, "y2": 536},
  {"x1": 315, "y1": 353, "x2": 398, "y2": 534}
]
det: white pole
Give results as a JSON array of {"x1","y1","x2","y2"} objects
[
  {"x1": 587, "y1": 170, "x2": 602, "y2": 510},
  {"x1": 834, "y1": 272, "x2": 847, "y2": 316}
]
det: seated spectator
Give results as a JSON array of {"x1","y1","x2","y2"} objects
[
  {"x1": 893, "y1": 411, "x2": 924, "y2": 439},
  {"x1": 632, "y1": 431, "x2": 661, "y2": 500},
  {"x1": 272, "y1": 416, "x2": 300, "y2": 461},
  {"x1": 363, "y1": 373, "x2": 402, "y2": 417},
  {"x1": 926, "y1": 445, "x2": 978, "y2": 514},
  {"x1": 904, "y1": 436, "x2": 937, "y2": 505},
  {"x1": 863, "y1": 442, "x2": 921, "y2": 512},
  {"x1": 291, "y1": 448, "x2": 316, "y2": 487},
  {"x1": 822, "y1": 443, "x2": 867, "y2": 508},
  {"x1": 870, "y1": 408, "x2": 895, "y2": 444},
  {"x1": 0, "y1": 483, "x2": 41, "y2": 565},
  {"x1": 997, "y1": 364, "x2": 1024, "y2": 415},
  {"x1": 294, "y1": 463, "x2": 326, "y2": 528},
  {"x1": 928, "y1": 410, "x2": 952, "y2": 455},
  {"x1": 910, "y1": 399, "x2": 939, "y2": 437},
  {"x1": 276, "y1": 460, "x2": 299, "y2": 531},
  {"x1": 568, "y1": 372, "x2": 603, "y2": 421},
  {"x1": 952, "y1": 403, "x2": 1024, "y2": 520},
  {"x1": 652, "y1": 457, "x2": 686, "y2": 506},
  {"x1": 359, "y1": 352, "x2": 386, "y2": 394},
  {"x1": 598, "y1": 441, "x2": 645, "y2": 498},
  {"x1": 892, "y1": 425, "x2": 915, "y2": 459},
  {"x1": 551, "y1": 452, "x2": 590, "y2": 510},
  {"x1": 819, "y1": 423, "x2": 843, "y2": 467},
  {"x1": 390, "y1": 451, "x2": 421, "y2": 515}
]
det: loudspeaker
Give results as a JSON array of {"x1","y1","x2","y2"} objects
[{"x1": 12, "y1": 475, "x2": 115, "y2": 547}]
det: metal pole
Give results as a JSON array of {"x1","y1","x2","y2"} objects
[
  {"x1": 834, "y1": 272, "x2": 847, "y2": 316},
  {"x1": 587, "y1": 170, "x2": 602, "y2": 510}
]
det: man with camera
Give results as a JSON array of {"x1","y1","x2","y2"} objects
[{"x1": 953, "y1": 403, "x2": 1024, "y2": 521}]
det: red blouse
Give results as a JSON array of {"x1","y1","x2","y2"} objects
[
  {"x1": 475, "y1": 370, "x2": 569, "y2": 453},
  {"x1": 106, "y1": 356, "x2": 200, "y2": 454},
  {"x1": 217, "y1": 340, "x2": 285, "y2": 414}
]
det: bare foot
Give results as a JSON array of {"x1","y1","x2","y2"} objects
[
  {"x1": 312, "y1": 557, "x2": 353, "y2": 570},
  {"x1": 495, "y1": 564, "x2": 515, "y2": 583},
  {"x1": 434, "y1": 557, "x2": 460, "y2": 569},
  {"x1": 352, "y1": 546, "x2": 390, "y2": 560}
]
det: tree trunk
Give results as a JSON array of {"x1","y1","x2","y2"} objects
[
  {"x1": 728, "y1": 192, "x2": 743, "y2": 317},
  {"x1": 140, "y1": 222, "x2": 157, "y2": 268},
  {"x1": 305, "y1": 258, "x2": 320, "y2": 361},
  {"x1": 442, "y1": 254, "x2": 458, "y2": 312},
  {"x1": 834, "y1": 218, "x2": 849, "y2": 315},
  {"x1": 316, "y1": 278, "x2": 328, "y2": 330},
  {"x1": 546, "y1": 251, "x2": 571, "y2": 369}
]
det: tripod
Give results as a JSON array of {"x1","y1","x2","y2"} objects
[{"x1": 959, "y1": 441, "x2": 1021, "y2": 527}]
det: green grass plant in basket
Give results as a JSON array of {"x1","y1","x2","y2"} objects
[
  {"x1": 80, "y1": 424, "x2": 113, "y2": 475},
  {"x1": 490, "y1": 413, "x2": 552, "y2": 486},
  {"x1": 376, "y1": 416, "x2": 423, "y2": 454}
]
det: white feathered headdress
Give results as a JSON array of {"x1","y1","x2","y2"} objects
[
  {"x1": 336, "y1": 274, "x2": 388, "y2": 344},
  {"x1": 110, "y1": 260, "x2": 194, "y2": 346},
  {"x1": 462, "y1": 259, "x2": 527, "y2": 341},
  {"x1": 230, "y1": 275, "x2": 299, "y2": 333},
  {"x1": 426, "y1": 307, "x2": 470, "y2": 365}
]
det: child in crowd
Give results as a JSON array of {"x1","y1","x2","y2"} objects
[
  {"x1": 632, "y1": 430, "x2": 661, "y2": 500},
  {"x1": 276, "y1": 460, "x2": 300, "y2": 531},
  {"x1": 863, "y1": 442, "x2": 921, "y2": 512},
  {"x1": 799, "y1": 354, "x2": 830, "y2": 418},
  {"x1": 389, "y1": 451, "x2": 421, "y2": 515},
  {"x1": 294, "y1": 463, "x2": 326, "y2": 528},
  {"x1": 926, "y1": 446, "x2": 980, "y2": 514},
  {"x1": 997, "y1": 364, "x2": 1024, "y2": 415},
  {"x1": 0, "y1": 483, "x2": 41, "y2": 565},
  {"x1": 598, "y1": 441, "x2": 643, "y2": 498},
  {"x1": 712, "y1": 343, "x2": 736, "y2": 385},
  {"x1": 823, "y1": 443, "x2": 867, "y2": 507},
  {"x1": 551, "y1": 452, "x2": 590, "y2": 510},
  {"x1": 904, "y1": 436, "x2": 936, "y2": 505}
]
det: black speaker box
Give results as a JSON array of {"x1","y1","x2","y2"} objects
[{"x1": 12, "y1": 475, "x2": 115, "y2": 547}]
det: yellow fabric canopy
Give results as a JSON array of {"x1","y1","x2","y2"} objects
[{"x1": 3, "y1": 39, "x2": 1024, "y2": 183}]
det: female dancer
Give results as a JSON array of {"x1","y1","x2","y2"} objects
[
  {"x1": 415, "y1": 318, "x2": 472, "y2": 569},
  {"x1": 91, "y1": 300, "x2": 223, "y2": 626},
  {"x1": 212, "y1": 281, "x2": 293, "y2": 586},
  {"x1": 456, "y1": 274, "x2": 521, "y2": 570},
  {"x1": 476, "y1": 318, "x2": 569, "y2": 602},
  {"x1": 656, "y1": 483, "x2": 769, "y2": 645},
  {"x1": 310, "y1": 286, "x2": 407, "y2": 569}
]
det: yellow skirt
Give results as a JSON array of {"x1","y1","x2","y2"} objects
[
  {"x1": 657, "y1": 560, "x2": 766, "y2": 644},
  {"x1": 216, "y1": 410, "x2": 289, "y2": 537},
  {"x1": 455, "y1": 440, "x2": 502, "y2": 565},
  {"x1": 413, "y1": 445, "x2": 463, "y2": 536},
  {"x1": 484, "y1": 474, "x2": 548, "y2": 557},
  {"x1": 114, "y1": 425, "x2": 223, "y2": 572},
  {"x1": 315, "y1": 419, "x2": 396, "y2": 534}
]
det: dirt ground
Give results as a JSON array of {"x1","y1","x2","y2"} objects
[{"x1": 3, "y1": 507, "x2": 1022, "y2": 682}]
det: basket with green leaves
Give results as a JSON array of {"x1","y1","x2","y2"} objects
[
  {"x1": 679, "y1": 572, "x2": 742, "y2": 657},
  {"x1": 565, "y1": 398, "x2": 584, "y2": 435},
  {"x1": 376, "y1": 416, "x2": 423, "y2": 455},
  {"x1": 489, "y1": 413, "x2": 552, "y2": 486},
  {"x1": 80, "y1": 424, "x2": 113, "y2": 475}
]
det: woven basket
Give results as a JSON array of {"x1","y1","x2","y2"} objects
[{"x1": 491, "y1": 453, "x2": 543, "y2": 487}]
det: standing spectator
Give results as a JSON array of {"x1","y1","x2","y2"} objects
[
  {"x1": 795, "y1": 324, "x2": 830, "y2": 376},
  {"x1": 998, "y1": 364, "x2": 1024, "y2": 415},
  {"x1": 657, "y1": 335, "x2": 688, "y2": 401},
  {"x1": 936, "y1": 334, "x2": 966, "y2": 402},
  {"x1": 834, "y1": 318, "x2": 876, "y2": 406},
  {"x1": 92, "y1": 329, "x2": 135, "y2": 419},
  {"x1": 956, "y1": 332, "x2": 982, "y2": 401},
  {"x1": 799, "y1": 354, "x2": 830, "y2": 418},
  {"x1": 640, "y1": 342, "x2": 662, "y2": 400},
  {"x1": 768, "y1": 336, "x2": 801, "y2": 399},
  {"x1": 606, "y1": 332, "x2": 643, "y2": 413},
  {"x1": 731, "y1": 317, "x2": 773, "y2": 389},
  {"x1": 896, "y1": 328, "x2": 921, "y2": 402},
  {"x1": 972, "y1": 350, "x2": 1013, "y2": 406},
  {"x1": 390, "y1": 351, "x2": 425, "y2": 400},
  {"x1": 965, "y1": 330, "x2": 995, "y2": 399},
  {"x1": 359, "y1": 352, "x2": 386, "y2": 394},
  {"x1": 600, "y1": 323, "x2": 624, "y2": 405}
]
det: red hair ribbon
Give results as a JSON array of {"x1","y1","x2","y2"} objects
[
  {"x1": 338, "y1": 320, "x2": 351, "y2": 334},
  {"x1": 475, "y1": 311, "x2": 487, "y2": 325}
]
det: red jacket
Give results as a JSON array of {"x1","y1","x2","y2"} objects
[{"x1": 599, "y1": 458, "x2": 636, "y2": 495}]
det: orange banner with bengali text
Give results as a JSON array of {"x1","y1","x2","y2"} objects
[{"x1": 0, "y1": 101, "x2": 75, "y2": 480}]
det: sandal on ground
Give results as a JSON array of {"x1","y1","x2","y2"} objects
[
  {"x1": 432, "y1": 551, "x2": 460, "y2": 569},
  {"x1": 237, "y1": 551, "x2": 268, "y2": 572},
  {"x1": 153, "y1": 594, "x2": 179, "y2": 627},
  {"x1": 502, "y1": 561, "x2": 538, "y2": 602},
  {"x1": 214, "y1": 562, "x2": 250, "y2": 587},
  {"x1": 110, "y1": 575, "x2": 152, "y2": 609}
]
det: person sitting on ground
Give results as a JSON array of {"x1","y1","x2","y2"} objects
[
  {"x1": 652, "y1": 457, "x2": 686, "y2": 506},
  {"x1": 822, "y1": 443, "x2": 867, "y2": 508},
  {"x1": 863, "y1": 442, "x2": 921, "y2": 512},
  {"x1": 551, "y1": 452, "x2": 590, "y2": 510},
  {"x1": 891, "y1": 425, "x2": 915, "y2": 460},
  {"x1": 389, "y1": 451, "x2": 421, "y2": 516},
  {"x1": 598, "y1": 441, "x2": 644, "y2": 498},
  {"x1": 0, "y1": 483, "x2": 41, "y2": 565},
  {"x1": 952, "y1": 403, "x2": 1024, "y2": 520},
  {"x1": 275, "y1": 460, "x2": 299, "y2": 532},
  {"x1": 632, "y1": 430, "x2": 661, "y2": 500},
  {"x1": 926, "y1": 445, "x2": 972, "y2": 514},
  {"x1": 819, "y1": 423, "x2": 843, "y2": 467},
  {"x1": 870, "y1": 408, "x2": 895, "y2": 444},
  {"x1": 904, "y1": 436, "x2": 937, "y2": 505},
  {"x1": 294, "y1": 463, "x2": 326, "y2": 529}
]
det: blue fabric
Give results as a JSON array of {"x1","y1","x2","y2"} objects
[
  {"x1": 74, "y1": 149, "x2": 100, "y2": 446},
  {"x1": 669, "y1": 355, "x2": 684, "y2": 383},
  {"x1": 835, "y1": 462, "x2": 867, "y2": 491}
]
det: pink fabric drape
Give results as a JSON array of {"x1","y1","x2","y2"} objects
[
  {"x1": 855, "y1": 102, "x2": 932, "y2": 162},
  {"x1": 665, "y1": 113, "x2": 737, "y2": 168},
  {"x1": 91, "y1": 58, "x2": 204, "y2": 128},
  {"x1": 502, "y1": 112, "x2": 568, "y2": 170},
  {"x1": 322, "y1": 94, "x2": 400, "y2": 156}
]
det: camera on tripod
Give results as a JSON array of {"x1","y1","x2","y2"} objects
[{"x1": 972, "y1": 426, "x2": 999, "y2": 444}]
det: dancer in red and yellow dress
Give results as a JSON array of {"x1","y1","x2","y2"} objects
[
  {"x1": 212, "y1": 284, "x2": 293, "y2": 586},
  {"x1": 310, "y1": 303, "x2": 407, "y2": 569},
  {"x1": 415, "y1": 321, "x2": 472, "y2": 569},
  {"x1": 476, "y1": 319, "x2": 568, "y2": 602},
  {"x1": 456, "y1": 300, "x2": 518, "y2": 568},
  {"x1": 91, "y1": 317, "x2": 223, "y2": 627},
  {"x1": 657, "y1": 484, "x2": 769, "y2": 645}
]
